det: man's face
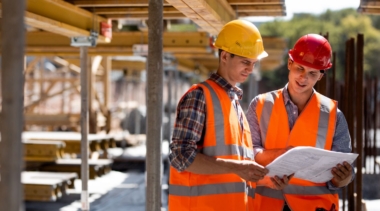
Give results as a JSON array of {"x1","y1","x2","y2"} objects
[
  {"x1": 222, "y1": 51, "x2": 258, "y2": 85},
  {"x1": 287, "y1": 58, "x2": 323, "y2": 94}
]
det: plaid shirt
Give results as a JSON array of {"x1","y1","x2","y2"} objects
[{"x1": 169, "y1": 73, "x2": 243, "y2": 172}]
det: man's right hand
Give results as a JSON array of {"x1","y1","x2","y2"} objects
[{"x1": 233, "y1": 160, "x2": 268, "y2": 182}]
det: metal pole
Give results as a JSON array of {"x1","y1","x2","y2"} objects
[
  {"x1": 146, "y1": 0, "x2": 163, "y2": 210},
  {"x1": 347, "y1": 38, "x2": 356, "y2": 211},
  {"x1": 356, "y1": 33, "x2": 364, "y2": 211},
  {"x1": 80, "y1": 47, "x2": 90, "y2": 211},
  {"x1": 0, "y1": 0, "x2": 25, "y2": 209}
]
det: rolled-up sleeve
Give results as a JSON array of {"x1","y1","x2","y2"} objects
[
  {"x1": 169, "y1": 88, "x2": 206, "y2": 172},
  {"x1": 246, "y1": 96, "x2": 264, "y2": 157}
]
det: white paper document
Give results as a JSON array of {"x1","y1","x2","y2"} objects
[{"x1": 266, "y1": 147, "x2": 358, "y2": 183}]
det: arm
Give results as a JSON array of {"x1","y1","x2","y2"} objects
[
  {"x1": 246, "y1": 97, "x2": 292, "y2": 167},
  {"x1": 169, "y1": 88, "x2": 267, "y2": 182},
  {"x1": 328, "y1": 109, "x2": 355, "y2": 189},
  {"x1": 246, "y1": 97, "x2": 291, "y2": 188},
  {"x1": 187, "y1": 153, "x2": 267, "y2": 182}
]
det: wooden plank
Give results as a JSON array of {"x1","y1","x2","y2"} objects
[
  {"x1": 233, "y1": 4, "x2": 285, "y2": 12},
  {"x1": 25, "y1": 0, "x2": 109, "y2": 43},
  {"x1": 238, "y1": 11, "x2": 286, "y2": 16},
  {"x1": 23, "y1": 140, "x2": 65, "y2": 161},
  {"x1": 93, "y1": 6, "x2": 179, "y2": 14},
  {"x1": 358, "y1": 7, "x2": 380, "y2": 14},
  {"x1": 105, "y1": 13, "x2": 187, "y2": 20},
  {"x1": 69, "y1": 0, "x2": 171, "y2": 7},
  {"x1": 23, "y1": 171, "x2": 78, "y2": 189},
  {"x1": 40, "y1": 159, "x2": 113, "y2": 179},
  {"x1": 25, "y1": 57, "x2": 41, "y2": 74},
  {"x1": 228, "y1": 0, "x2": 285, "y2": 5},
  {"x1": 182, "y1": 0, "x2": 227, "y2": 29},
  {"x1": 166, "y1": 0, "x2": 218, "y2": 35},
  {"x1": 360, "y1": 0, "x2": 380, "y2": 8}
]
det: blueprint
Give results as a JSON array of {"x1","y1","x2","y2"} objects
[{"x1": 266, "y1": 146, "x2": 358, "y2": 183}]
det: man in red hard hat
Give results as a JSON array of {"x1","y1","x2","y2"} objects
[{"x1": 246, "y1": 34, "x2": 354, "y2": 211}]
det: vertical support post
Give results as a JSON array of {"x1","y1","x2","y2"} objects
[
  {"x1": 347, "y1": 38, "x2": 356, "y2": 211},
  {"x1": 102, "y1": 56, "x2": 111, "y2": 109},
  {"x1": 167, "y1": 69, "x2": 173, "y2": 140},
  {"x1": 0, "y1": 0, "x2": 25, "y2": 210},
  {"x1": 146, "y1": 0, "x2": 163, "y2": 210},
  {"x1": 102, "y1": 57, "x2": 111, "y2": 133},
  {"x1": 356, "y1": 33, "x2": 364, "y2": 211},
  {"x1": 39, "y1": 58, "x2": 45, "y2": 113},
  {"x1": 80, "y1": 47, "x2": 90, "y2": 211},
  {"x1": 374, "y1": 77, "x2": 378, "y2": 173}
]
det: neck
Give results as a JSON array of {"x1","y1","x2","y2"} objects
[
  {"x1": 216, "y1": 68, "x2": 236, "y2": 87},
  {"x1": 287, "y1": 86, "x2": 313, "y2": 112}
]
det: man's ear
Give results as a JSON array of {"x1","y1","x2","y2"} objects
[
  {"x1": 287, "y1": 58, "x2": 292, "y2": 70},
  {"x1": 317, "y1": 73, "x2": 324, "y2": 81},
  {"x1": 220, "y1": 50, "x2": 228, "y2": 63}
]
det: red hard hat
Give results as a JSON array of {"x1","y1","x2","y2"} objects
[{"x1": 288, "y1": 34, "x2": 332, "y2": 70}]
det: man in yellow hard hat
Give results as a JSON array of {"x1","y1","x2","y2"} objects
[{"x1": 168, "y1": 20, "x2": 270, "y2": 211}]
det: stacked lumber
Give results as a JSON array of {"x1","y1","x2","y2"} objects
[
  {"x1": 40, "y1": 159, "x2": 113, "y2": 179},
  {"x1": 22, "y1": 171, "x2": 77, "y2": 201},
  {"x1": 23, "y1": 140, "x2": 65, "y2": 161}
]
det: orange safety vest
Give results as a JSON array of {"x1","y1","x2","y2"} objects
[
  {"x1": 254, "y1": 89, "x2": 339, "y2": 211},
  {"x1": 169, "y1": 79, "x2": 256, "y2": 211}
]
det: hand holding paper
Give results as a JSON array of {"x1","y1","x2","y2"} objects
[{"x1": 266, "y1": 147, "x2": 358, "y2": 183}]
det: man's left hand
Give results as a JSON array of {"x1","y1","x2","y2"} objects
[
  {"x1": 331, "y1": 161, "x2": 352, "y2": 187},
  {"x1": 270, "y1": 174, "x2": 294, "y2": 190}
]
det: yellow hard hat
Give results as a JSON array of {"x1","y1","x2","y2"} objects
[{"x1": 214, "y1": 20, "x2": 268, "y2": 60}]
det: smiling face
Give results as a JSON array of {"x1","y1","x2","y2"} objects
[
  {"x1": 287, "y1": 58, "x2": 324, "y2": 96},
  {"x1": 218, "y1": 51, "x2": 258, "y2": 86}
]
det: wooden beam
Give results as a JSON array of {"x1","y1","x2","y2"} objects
[
  {"x1": 14, "y1": 31, "x2": 211, "y2": 56},
  {"x1": 358, "y1": 7, "x2": 380, "y2": 14},
  {"x1": 69, "y1": 0, "x2": 171, "y2": 7},
  {"x1": 24, "y1": 82, "x2": 80, "y2": 111},
  {"x1": 166, "y1": 0, "x2": 236, "y2": 35},
  {"x1": 112, "y1": 60, "x2": 146, "y2": 70},
  {"x1": 49, "y1": 57, "x2": 81, "y2": 74},
  {"x1": 238, "y1": 11, "x2": 286, "y2": 16},
  {"x1": 360, "y1": 0, "x2": 380, "y2": 8},
  {"x1": 233, "y1": 5, "x2": 285, "y2": 12},
  {"x1": 165, "y1": 0, "x2": 217, "y2": 35},
  {"x1": 25, "y1": 57, "x2": 41, "y2": 74},
  {"x1": 228, "y1": 0, "x2": 285, "y2": 6},
  {"x1": 105, "y1": 13, "x2": 186, "y2": 20},
  {"x1": 93, "y1": 6, "x2": 179, "y2": 14},
  {"x1": 102, "y1": 57, "x2": 111, "y2": 108},
  {"x1": 25, "y1": 0, "x2": 109, "y2": 43},
  {"x1": 182, "y1": 0, "x2": 235, "y2": 29},
  {"x1": 177, "y1": 58, "x2": 209, "y2": 75}
]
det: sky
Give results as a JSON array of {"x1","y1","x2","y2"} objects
[{"x1": 244, "y1": 0, "x2": 361, "y2": 22}]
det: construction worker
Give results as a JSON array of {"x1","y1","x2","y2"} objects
[
  {"x1": 168, "y1": 20, "x2": 270, "y2": 210},
  {"x1": 246, "y1": 34, "x2": 354, "y2": 211}
]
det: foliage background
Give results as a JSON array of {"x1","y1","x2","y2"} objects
[{"x1": 257, "y1": 9, "x2": 380, "y2": 92}]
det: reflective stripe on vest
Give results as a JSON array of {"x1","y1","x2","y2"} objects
[
  {"x1": 259, "y1": 91, "x2": 277, "y2": 147},
  {"x1": 170, "y1": 182, "x2": 255, "y2": 198},
  {"x1": 256, "y1": 185, "x2": 337, "y2": 200},
  {"x1": 200, "y1": 82, "x2": 253, "y2": 160},
  {"x1": 260, "y1": 90, "x2": 334, "y2": 149}
]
